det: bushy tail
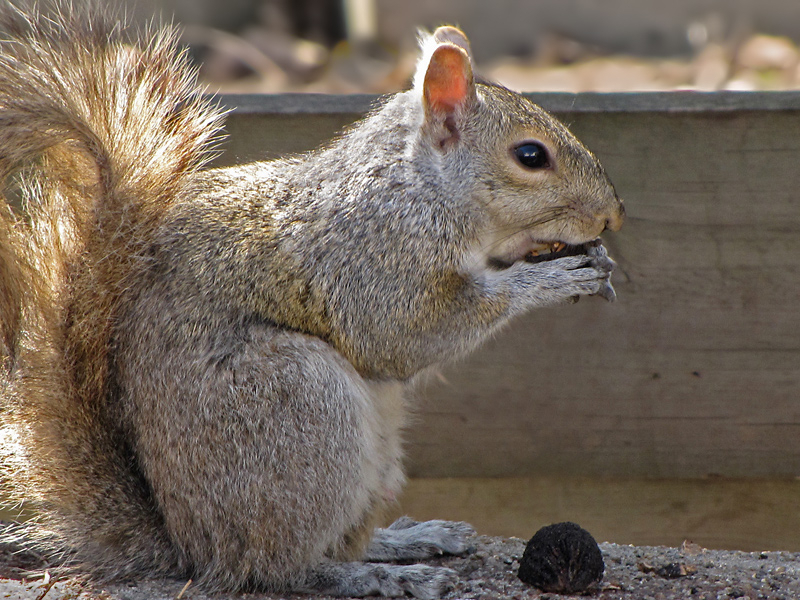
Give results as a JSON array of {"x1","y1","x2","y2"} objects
[{"x1": 0, "y1": 2, "x2": 225, "y2": 578}]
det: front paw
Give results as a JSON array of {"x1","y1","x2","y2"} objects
[
  {"x1": 586, "y1": 240, "x2": 617, "y2": 301},
  {"x1": 525, "y1": 253, "x2": 611, "y2": 304},
  {"x1": 544, "y1": 242, "x2": 616, "y2": 303}
]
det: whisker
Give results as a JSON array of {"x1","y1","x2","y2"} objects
[{"x1": 479, "y1": 206, "x2": 572, "y2": 255}]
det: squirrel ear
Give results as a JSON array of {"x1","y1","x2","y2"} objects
[
  {"x1": 416, "y1": 26, "x2": 477, "y2": 117},
  {"x1": 431, "y1": 25, "x2": 472, "y2": 57}
]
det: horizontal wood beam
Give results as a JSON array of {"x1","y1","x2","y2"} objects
[
  {"x1": 391, "y1": 477, "x2": 800, "y2": 552},
  {"x1": 216, "y1": 91, "x2": 800, "y2": 116}
]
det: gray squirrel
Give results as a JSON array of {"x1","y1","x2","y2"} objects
[{"x1": 0, "y1": 4, "x2": 624, "y2": 598}]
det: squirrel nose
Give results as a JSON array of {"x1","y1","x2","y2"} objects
[{"x1": 603, "y1": 199, "x2": 625, "y2": 232}]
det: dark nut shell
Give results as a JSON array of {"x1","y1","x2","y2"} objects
[{"x1": 517, "y1": 521, "x2": 604, "y2": 594}]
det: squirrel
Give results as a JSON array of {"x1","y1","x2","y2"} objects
[{"x1": 0, "y1": 3, "x2": 624, "y2": 599}]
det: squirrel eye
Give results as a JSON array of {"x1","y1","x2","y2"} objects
[{"x1": 514, "y1": 142, "x2": 550, "y2": 169}]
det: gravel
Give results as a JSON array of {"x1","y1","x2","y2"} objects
[
  {"x1": 2, "y1": 534, "x2": 800, "y2": 600},
  {"x1": 440, "y1": 537, "x2": 800, "y2": 600}
]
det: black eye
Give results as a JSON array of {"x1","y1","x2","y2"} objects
[{"x1": 514, "y1": 143, "x2": 550, "y2": 169}]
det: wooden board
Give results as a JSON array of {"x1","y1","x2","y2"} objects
[
  {"x1": 390, "y1": 477, "x2": 800, "y2": 552},
  {"x1": 216, "y1": 92, "x2": 800, "y2": 480}
]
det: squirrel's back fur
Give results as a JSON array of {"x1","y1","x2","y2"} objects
[{"x1": 0, "y1": 2, "x2": 224, "y2": 578}]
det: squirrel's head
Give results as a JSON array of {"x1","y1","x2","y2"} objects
[{"x1": 413, "y1": 26, "x2": 625, "y2": 266}]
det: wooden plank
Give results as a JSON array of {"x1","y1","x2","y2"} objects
[
  {"x1": 216, "y1": 90, "x2": 800, "y2": 114},
  {"x1": 216, "y1": 92, "x2": 800, "y2": 480},
  {"x1": 409, "y1": 107, "x2": 800, "y2": 479},
  {"x1": 390, "y1": 477, "x2": 800, "y2": 552}
]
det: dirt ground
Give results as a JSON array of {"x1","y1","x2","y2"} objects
[{"x1": 2, "y1": 534, "x2": 799, "y2": 600}]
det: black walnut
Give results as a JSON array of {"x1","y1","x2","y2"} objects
[{"x1": 517, "y1": 521, "x2": 604, "y2": 594}]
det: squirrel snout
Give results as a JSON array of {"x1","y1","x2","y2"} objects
[{"x1": 603, "y1": 199, "x2": 625, "y2": 232}]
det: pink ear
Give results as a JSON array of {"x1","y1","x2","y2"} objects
[{"x1": 423, "y1": 44, "x2": 475, "y2": 115}]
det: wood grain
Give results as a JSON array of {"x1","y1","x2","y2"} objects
[{"x1": 390, "y1": 476, "x2": 800, "y2": 552}]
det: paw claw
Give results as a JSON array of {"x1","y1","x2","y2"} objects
[{"x1": 596, "y1": 280, "x2": 617, "y2": 302}]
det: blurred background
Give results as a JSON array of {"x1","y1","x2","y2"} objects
[{"x1": 123, "y1": 0, "x2": 800, "y2": 94}]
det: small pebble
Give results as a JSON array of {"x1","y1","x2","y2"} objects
[{"x1": 517, "y1": 521, "x2": 604, "y2": 594}]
